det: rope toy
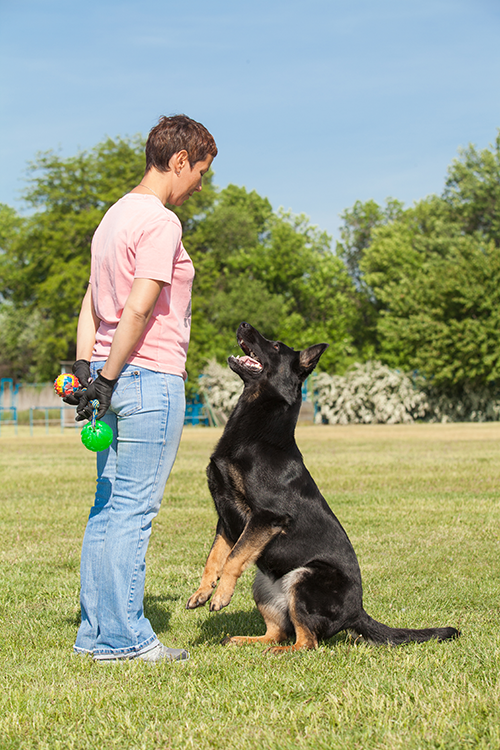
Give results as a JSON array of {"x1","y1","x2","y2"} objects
[
  {"x1": 54, "y1": 373, "x2": 113, "y2": 452},
  {"x1": 80, "y1": 400, "x2": 113, "y2": 452}
]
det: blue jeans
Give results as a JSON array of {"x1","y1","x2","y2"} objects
[{"x1": 74, "y1": 363, "x2": 186, "y2": 658}]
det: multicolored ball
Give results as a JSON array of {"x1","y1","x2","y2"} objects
[
  {"x1": 54, "y1": 373, "x2": 80, "y2": 397},
  {"x1": 81, "y1": 420, "x2": 114, "y2": 452}
]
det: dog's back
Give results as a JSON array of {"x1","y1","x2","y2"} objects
[{"x1": 187, "y1": 323, "x2": 459, "y2": 651}]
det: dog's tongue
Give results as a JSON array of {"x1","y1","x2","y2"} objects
[{"x1": 240, "y1": 355, "x2": 262, "y2": 370}]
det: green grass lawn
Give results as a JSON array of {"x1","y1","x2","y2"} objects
[{"x1": 1, "y1": 423, "x2": 499, "y2": 749}]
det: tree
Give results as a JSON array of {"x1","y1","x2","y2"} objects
[
  {"x1": 336, "y1": 197, "x2": 404, "y2": 287},
  {"x1": 335, "y1": 197, "x2": 405, "y2": 358},
  {"x1": 331, "y1": 130, "x2": 500, "y2": 391},
  {"x1": 360, "y1": 195, "x2": 500, "y2": 389},
  {"x1": 184, "y1": 188, "x2": 365, "y2": 379},
  {"x1": 229, "y1": 210, "x2": 364, "y2": 373},
  {"x1": 444, "y1": 131, "x2": 500, "y2": 242}
]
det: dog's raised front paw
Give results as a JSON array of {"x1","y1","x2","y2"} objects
[
  {"x1": 209, "y1": 590, "x2": 233, "y2": 611},
  {"x1": 186, "y1": 588, "x2": 213, "y2": 609}
]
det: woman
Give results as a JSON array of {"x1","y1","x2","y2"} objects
[{"x1": 67, "y1": 114, "x2": 217, "y2": 662}]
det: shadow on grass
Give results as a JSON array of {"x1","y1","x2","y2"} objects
[
  {"x1": 64, "y1": 593, "x2": 180, "y2": 630},
  {"x1": 189, "y1": 608, "x2": 272, "y2": 646},
  {"x1": 190, "y1": 606, "x2": 354, "y2": 650},
  {"x1": 65, "y1": 611, "x2": 81, "y2": 627},
  {"x1": 144, "y1": 593, "x2": 181, "y2": 634},
  {"x1": 145, "y1": 595, "x2": 267, "y2": 648}
]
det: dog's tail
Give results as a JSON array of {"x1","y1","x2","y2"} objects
[{"x1": 352, "y1": 610, "x2": 459, "y2": 646}]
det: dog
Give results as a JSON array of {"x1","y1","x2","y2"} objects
[{"x1": 186, "y1": 322, "x2": 459, "y2": 652}]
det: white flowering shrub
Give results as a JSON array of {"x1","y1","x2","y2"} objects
[
  {"x1": 314, "y1": 362, "x2": 500, "y2": 424},
  {"x1": 424, "y1": 383, "x2": 500, "y2": 423},
  {"x1": 198, "y1": 360, "x2": 243, "y2": 418},
  {"x1": 314, "y1": 362, "x2": 428, "y2": 425}
]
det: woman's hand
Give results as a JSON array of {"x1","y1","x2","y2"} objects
[
  {"x1": 75, "y1": 371, "x2": 118, "y2": 421},
  {"x1": 62, "y1": 359, "x2": 92, "y2": 405}
]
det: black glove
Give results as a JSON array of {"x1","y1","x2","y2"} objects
[
  {"x1": 62, "y1": 359, "x2": 92, "y2": 405},
  {"x1": 75, "y1": 371, "x2": 118, "y2": 421}
]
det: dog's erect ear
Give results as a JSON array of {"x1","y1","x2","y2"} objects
[{"x1": 298, "y1": 343, "x2": 329, "y2": 378}]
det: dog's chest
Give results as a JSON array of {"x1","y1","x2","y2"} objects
[{"x1": 207, "y1": 457, "x2": 252, "y2": 533}]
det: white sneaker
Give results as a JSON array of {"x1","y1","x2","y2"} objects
[
  {"x1": 137, "y1": 643, "x2": 190, "y2": 663},
  {"x1": 94, "y1": 643, "x2": 189, "y2": 663}
]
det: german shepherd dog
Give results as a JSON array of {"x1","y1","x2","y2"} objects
[{"x1": 186, "y1": 323, "x2": 459, "y2": 652}]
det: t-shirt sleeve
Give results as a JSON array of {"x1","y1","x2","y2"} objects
[{"x1": 134, "y1": 217, "x2": 182, "y2": 284}]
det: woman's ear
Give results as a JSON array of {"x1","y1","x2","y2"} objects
[{"x1": 170, "y1": 150, "x2": 189, "y2": 174}]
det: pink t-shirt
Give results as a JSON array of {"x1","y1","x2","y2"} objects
[{"x1": 90, "y1": 193, "x2": 195, "y2": 380}]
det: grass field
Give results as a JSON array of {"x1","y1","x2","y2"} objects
[{"x1": 1, "y1": 423, "x2": 499, "y2": 749}]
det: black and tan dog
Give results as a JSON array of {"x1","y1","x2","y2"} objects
[{"x1": 186, "y1": 322, "x2": 459, "y2": 652}]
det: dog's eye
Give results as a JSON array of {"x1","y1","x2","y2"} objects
[{"x1": 273, "y1": 342, "x2": 280, "y2": 350}]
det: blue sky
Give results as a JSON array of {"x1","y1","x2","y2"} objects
[{"x1": 1, "y1": 0, "x2": 500, "y2": 240}]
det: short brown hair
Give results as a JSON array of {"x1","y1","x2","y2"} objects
[{"x1": 145, "y1": 114, "x2": 218, "y2": 172}]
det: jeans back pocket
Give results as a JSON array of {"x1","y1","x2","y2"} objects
[{"x1": 113, "y1": 370, "x2": 142, "y2": 416}]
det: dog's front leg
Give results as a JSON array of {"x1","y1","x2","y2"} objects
[
  {"x1": 210, "y1": 519, "x2": 283, "y2": 612},
  {"x1": 186, "y1": 527, "x2": 233, "y2": 609}
]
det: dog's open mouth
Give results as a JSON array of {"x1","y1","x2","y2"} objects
[{"x1": 232, "y1": 338, "x2": 263, "y2": 372}]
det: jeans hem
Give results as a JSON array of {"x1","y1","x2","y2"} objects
[{"x1": 92, "y1": 635, "x2": 159, "y2": 660}]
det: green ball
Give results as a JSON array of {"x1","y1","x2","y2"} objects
[{"x1": 81, "y1": 421, "x2": 113, "y2": 452}]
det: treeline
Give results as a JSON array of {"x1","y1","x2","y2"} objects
[{"x1": 1, "y1": 131, "x2": 500, "y2": 399}]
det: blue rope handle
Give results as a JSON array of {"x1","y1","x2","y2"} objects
[{"x1": 90, "y1": 399, "x2": 99, "y2": 430}]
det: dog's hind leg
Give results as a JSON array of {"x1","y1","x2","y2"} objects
[
  {"x1": 265, "y1": 578, "x2": 318, "y2": 653},
  {"x1": 223, "y1": 618, "x2": 288, "y2": 646},
  {"x1": 266, "y1": 564, "x2": 361, "y2": 653},
  {"x1": 263, "y1": 567, "x2": 327, "y2": 654},
  {"x1": 186, "y1": 524, "x2": 233, "y2": 609},
  {"x1": 223, "y1": 570, "x2": 292, "y2": 646},
  {"x1": 265, "y1": 622, "x2": 318, "y2": 653}
]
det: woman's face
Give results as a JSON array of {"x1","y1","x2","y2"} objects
[{"x1": 170, "y1": 154, "x2": 213, "y2": 206}]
